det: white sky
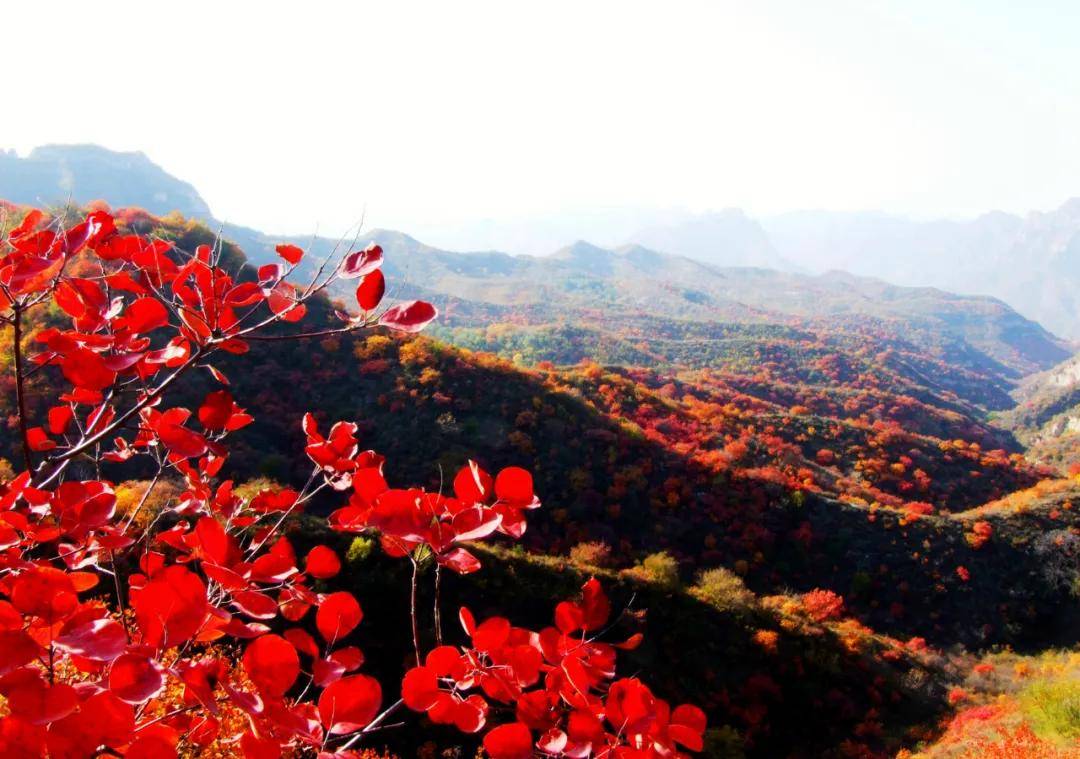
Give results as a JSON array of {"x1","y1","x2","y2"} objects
[{"x1": 3, "y1": 0, "x2": 1079, "y2": 241}]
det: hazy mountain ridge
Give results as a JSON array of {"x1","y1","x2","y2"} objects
[
  {"x1": 755, "y1": 203, "x2": 1080, "y2": 339},
  {"x1": 8, "y1": 144, "x2": 1080, "y2": 340},
  {"x1": 328, "y1": 232, "x2": 1071, "y2": 379},
  {"x1": 1, "y1": 144, "x2": 1073, "y2": 379},
  {"x1": 630, "y1": 208, "x2": 794, "y2": 270},
  {"x1": 0, "y1": 144, "x2": 211, "y2": 219}
]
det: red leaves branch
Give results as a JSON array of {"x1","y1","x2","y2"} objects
[{"x1": 0, "y1": 205, "x2": 704, "y2": 758}]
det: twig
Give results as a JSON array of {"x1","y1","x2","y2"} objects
[{"x1": 11, "y1": 305, "x2": 32, "y2": 471}]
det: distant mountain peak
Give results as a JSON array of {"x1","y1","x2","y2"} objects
[
  {"x1": 28, "y1": 143, "x2": 153, "y2": 163},
  {"x1": 0, "y1": 143, "x2": 211, "y2": 219},
  {"x1": 629, "y1": 209, "x2": 792, "y2": 271},
  {"x1": 551, "y1": 240, "x2": 612, "y2": 258}
]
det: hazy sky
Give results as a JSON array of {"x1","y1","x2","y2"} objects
[{"x1": 3, "y1": 0, "x2": 1079, "y2": 242}]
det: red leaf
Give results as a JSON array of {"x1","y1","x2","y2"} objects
[
  {"x1": 451, "y1": 507, "x2": 501, "y2": 543},
  {"x1": 670, "y1": 704, "x2": 707, "y2": 751},
  {"x1": 11, "y1": 209, "x2": 44, "y2": 237},
  {"x1": 355, "y1": 270, "x2": 386, "y2": 311},
  {"x1": 554, "y1": 601, "x2": 584, "y2": 635},
  {"x1": 453, "y1": 694, "x2": 488, "y2": 734},
  {"x1": 537, "y1": 728, "x2": 568, "y2": 755},
  {"x1": 378, "y1": 300, "x2": 437, "y2": 333},
  {"x1": 305, "y1": 545, "x2": 342, "y2": 579},
  {"x1": 113, "y1": 298, "x2": 169, "y2": 334},
  {"x1": 195, "y1": 516, "x2": 235, "y2": 565},
  {"x1": 330, "y1": 646, "x2": 364, "y2": 671},
  {"x1": 157, "y1": 421, "x2": 209, "y2": 459},
  {"x1": 284, "y1": 628, "x2": 320, "y2": 658},
  {"x1": 11, "y1": 567, "x2": 77, "y2": 622},
  {"x1": 125, "y1": 724, "x2": 178, "y2": 759},
  {"x1": 258, "y1": 263, "x2": 284, "y2": 284},
  {"x1": 267, "y1": 281, "x2": 305, "y2": 322},
  {"x1": 316, "y1": 592, "x2": 363, "y2": 643},
  {"x1": 439, "y1": 547, "x2": 482, "y2": 575},
  {"x1": 483, "y1": 722, "x2": 533, "y2": 759},
  {"x1": 275, "y1": 244, "x2": 304, "y2": 265},
  {"x1": 313, "y1": 656, "x2": 346, "y2": 687},
  {"x1": 471, "y1": 616, "x2": 510, "y2": 652},
  {"x1": 614, "y1": 633, "x2": 644, "y2": 651},
  {"x1": 130, "y1": 565, "x2": 208, "y2": 649},
  {"x1": 60, "y1": 348, "x2": 116, "y2": 391},
  {"x1": 243, "y1": 634, "x2": 299, "y2": 697},
  {"x1": 241, "y1": 733, "x2": 282, "y2": 759},
  {"x1": 26, "y1": 428, "x2": 55, "y2": 452},
  {"x1": 318, "y1": 674, "x2": 382, "y2": 734},
  {"x1": 231, "y1": 590, "x2": 279, "y2": 620},
  {"x1": 224, "y1": 282, "x2": 264, "y2": 307},
  {"x1": 7, "y1": 677, "x2": 79, "y2": 726},
  {"x1": 0, "y1": 631, "x2": 41, "y2": 676},
  {"x1": 198, "y1": 390, "x2": 252, "y2": 432},
  {"x1": 47, "y1": 406, "x2": 74, "y2": 436},
  {"x1": 495, "y1": 467, "x2": 534, "y2": 506},
  {"x1": 109, "y1": 653, "x2": 165, "y2": 704},
  {"x1": 581, "y1": 577, "x2": 611, "y2": 631},
  {"x1": 459, "y1": 607, "x2": 477, "y2": 637},
  {"x1": 0, "y1": 716, "x2": 46, "y2": 756},
  {"x1": 55, "y1": 618, "x2": 127, "y2": 662},
  {"x1": 453, "y1": 461, "x2": 492, "y2": 504},
  {"x1": 425, "y1": 646, "x2": 462, "y2": 677},
  {"x1": 401, "y1": 666, "x2": 440, "y2": 711},
  {"x1": 340, "y1": 245, "x2": 383, "y2": 279}
]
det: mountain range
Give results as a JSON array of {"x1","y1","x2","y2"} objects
[{"x1": 4, "y1": 144, "x2": 1080, "y2": 341}]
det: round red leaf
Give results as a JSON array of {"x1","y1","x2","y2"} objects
[
  {"x1": 54, "y1": 618, "x2": 127, "y2": 662},
  {"x1": 378, "y1": 300, "x2": 437, "y2": 333},
  {"x1": 305, "y1": 545, "x2": 342, "y2": 579},
  {"x1": 401, "y1": 666, "x2": 440, "y2": 711},
  {"x1": 483, "y1": 722, "x2": 533, "y2": 759},
  {"x1": 355, "y1": 270, "x2": 386, "y2": 311},
  {"x1": 109, "y1": 654, "x2": 165, "y2": 704},
  {"x1": 316, "y1": 592, "x2": 363, "y2": 643},
  {"x1": 318, "y1": 674, "x2": 382, "y2": 734},
  {"x1": 11, "y1": 567, "x2": 78, "y2": 622},
  {"x1": 494, "y1": 467, "x2": 534, "y2": 506},
  {"x1": 275, "y1": 244, "x2": 304, "y2": 265},
  {"x1": 243, "y1": 634, "x2": 299, "y2": 697}
]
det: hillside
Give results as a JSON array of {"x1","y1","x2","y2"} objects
[
  {"x1": 999, "y1": 351, "x2": 1080, "y2": 470},
  {"x1": 222, "y1": 227, "x2": 1070, "y2": 382},
  {"x1": 2, "y1": 204, "x2": 1078, "y2": 757},
  {"x1": 621, "y1": 201, "x2": 1080, "y2": 341}
]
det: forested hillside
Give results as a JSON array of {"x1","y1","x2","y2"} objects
[{"x1": 2, "y1": 203, "x2": 1077, "y2": 757}]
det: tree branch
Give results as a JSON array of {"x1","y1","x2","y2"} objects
[{"x1": 11, "y1": 305, "x2": 32, "y2": 471}]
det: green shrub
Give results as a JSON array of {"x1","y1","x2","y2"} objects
[
  {"x1": 1019, "y1": 676, "x2": 1080, "y2": 744},
  {"x1": 346, "y1": 536, "x2": 376, "y2": 565},
  {"x1": 631, "y1": 551, "x2": 680, "y2": 589},
  {"x1": 569, "y1": 541, "x2": 613, "y2": 568},
  {"x1": 691, "y1": 567, "x2": 755, "y2": 613}
]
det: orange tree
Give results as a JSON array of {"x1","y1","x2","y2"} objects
[{"x1": 0, "y1": 206, "x2": 705, "y2": 758}]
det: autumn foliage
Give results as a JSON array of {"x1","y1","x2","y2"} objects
[{"x1": 0, "y1": 206, "x2": 704, "y2": 757}]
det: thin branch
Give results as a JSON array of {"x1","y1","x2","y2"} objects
[
  {"x1": 410, "y1": 559, "x2": 422, "y2": 667},
  {"x1": 339, "y1": 699, "x2": 405, "y2": 751},
  {"x1": 36, "y1": 349, "x2": 205, "y2": 486},
  {"x1": 11, "y1": 305, "x2": 33, "y2": 471}
]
